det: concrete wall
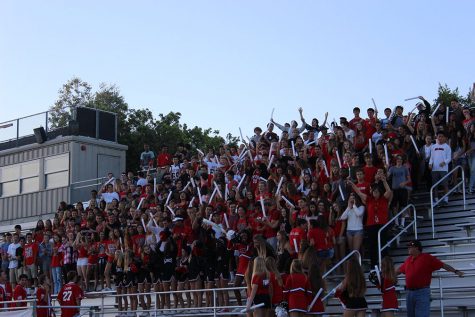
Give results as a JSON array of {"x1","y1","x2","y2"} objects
[{"x1": 0, "y1": 135, "x2": 127, "y2": 225}]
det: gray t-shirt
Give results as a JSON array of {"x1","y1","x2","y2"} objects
[{"x1": 388, "y1": 165, "x2": 409, "y2": 190}]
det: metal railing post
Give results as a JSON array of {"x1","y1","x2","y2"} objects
[
  {"x1": 378, "y1": 204, "x2": 417, "y2": 268},
  {"x1": 430, "y1": 166, "x2": 464, "y2": 239},
  {"x1": 155, "y1": 290, "x2": 158, "y2": 317},
  {"x1": 16, "y1": 118, "x2": 19, "y2": 147},
  {"x1": 439, "y1": 276, "x2": 444, "y2": 317},
  {"x1": 213, "y1": 289, "x2": 217, "y2": 317},
  {"x1": 378, "y1": 227, "x2": 382, "y2": 271},
  {"x1": 101, "y1": 292, "x2": 104, "y2": 316},
  {"x1": 45, "y1": 111, "x2": 49, "y2": 132},
  {"x1": 414, "y1": 205, "x2": 418, "y2": 240},
  {"x1": 33, "y1": 298, "x2": 37, "y2": 317},
  {"x1": 462, "y1": 169, "x2": 466, "y2": 210}
]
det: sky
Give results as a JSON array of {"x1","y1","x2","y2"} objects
[{"x1": 1, "y1": 0, "x2": 474, "y2": 143}]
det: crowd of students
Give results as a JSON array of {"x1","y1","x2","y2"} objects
[{"x1": 0, "y1": 97, "x2": 474, "y2": 316}]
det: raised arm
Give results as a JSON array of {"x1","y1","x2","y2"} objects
[
  {"x1": 347, "y1": 180, "x2": 367, "y2": 204},
  {"x1": 381, "y1": 176, "x2": 393, "y2": 200}
]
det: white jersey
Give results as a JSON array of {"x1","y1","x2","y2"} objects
[{"x1": 170, "y1": 163, "x2": 183, "y2": 181}]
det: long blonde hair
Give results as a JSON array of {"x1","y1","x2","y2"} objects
[
  {"x1": 265, "y1": 257, "x2": 283, "y2": 286},
  {"x1": 290, "y1": 259, "x2": 304, "y2": 274},
  {"x1": 253, "y1": 256, "x2": 269, "y2": 280}
]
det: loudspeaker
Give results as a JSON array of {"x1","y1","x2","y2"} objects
[
  {"x1": 76, "y1": 107, "x2": 96, "y2": 138},
  {"x1": 98, "y1": 111, "x2": 116, "y2": 141},
  {"x1": 33, "y1": 127, "x2": 47, "y2": 144}
]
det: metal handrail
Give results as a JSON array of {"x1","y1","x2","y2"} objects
[
  {"x1": 321, "y1": 250, "x2": 361, "y2": 301},
  {"x1": 378, "y1": 204, "x2": 417, "y2": 268},
  {"x1": 70, "y1": 176, "x2": 108, "y2": 186},
  {"x1": 430, "y1": 165, "x2": 466, "y2": 238}
]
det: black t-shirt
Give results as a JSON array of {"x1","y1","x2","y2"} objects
[{"x1": 16, "y1": 246, "x2": 24, "y2": 268}]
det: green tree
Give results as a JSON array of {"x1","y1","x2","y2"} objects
[
  {"x1": 435, "y1": 83, "x2": 473, "y2": 109},
  {"x1": 49, "y1": 77, "x2": 237, "y2": 172},
  {"x1": 49, "y1": 77, "x2": 92, "y2": 128}
]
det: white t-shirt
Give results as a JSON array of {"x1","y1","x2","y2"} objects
[
  {"x1": 344, "y1": 129, "x2": 355, "y2": 143},
  {"x1": 136, "y1": 177, "x2": 148, "y2": 187},
  {"x1": 101, "y1": 191, "x2": 120, "y2": 203},
  {"x1": 429, "y1": 142, "x2": 451, "y2": 172},
  {"x1": 7, "y1": 243, "x2": 20, "y2": 269}
]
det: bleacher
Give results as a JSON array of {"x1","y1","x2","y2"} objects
[{"x1": 40, "y1": 179, "x2": 472, "y2": 317}]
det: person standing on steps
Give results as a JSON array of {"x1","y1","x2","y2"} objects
[
  {"x1": 397, "y1": 240, "x2": 464, "y2": 317},
  {"x1": 429, "y1": 131, "x2": 451, "y2": 206}
]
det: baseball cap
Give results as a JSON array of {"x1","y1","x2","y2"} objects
[{"x1": 407, "y1": 240, "x2": 422, "y2": 250}]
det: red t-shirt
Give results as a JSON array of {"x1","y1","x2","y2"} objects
[
  {"x1": 308, "y1": 227, "x2": 335, "y2": 251},
  {"x1": 106, "y1": 240, "x2": 117, "y2": 262},
  {"x1": 132, "y1": 234, "x2": 146, "y2": 256},
  {"x1": 0, "y1": 282, "x2": 12, "y2": 308},
  {"x1": 157, "y1": 153, "x2": 172, "y2": 168},
  {"x1": 24, "y1": 242, "x2": 38, "y2": 266},
  {"x1": 399, "y1": 253, "x2": 444, "y2": 289},
  {"x1": 355, "y1": 181, "x2": 370, "y2": 197},
  {"x1": 366, "y1": 196, "x2": 389, "y2": 226},
  {"x1": 96, "y1": 241, "x2": 107, "y2": 258},
  {"x1": 363, "y1": 166, "x2": 378, "y2": 184},
  {"x1": 13, "y1": 285, "x2": 27, "y2": 307},
  {"x1": 251, "y1": 273, "x2": 271, "y2": 295},
  {"x1": 58, "y1": 282, "x2": 84, "y2": 317},
  {"x1": 263, "y1": 209, "x2": 280, "y2": 239},
  {"x1": 36, "y1": 286, "x2": 49, "y2": 317},
  {"x1": 349, "y1": 117, "x2": 364, "y2": 131},
  {"x1": 289, "y1": 227, "x2": 306, "y2": 253}
]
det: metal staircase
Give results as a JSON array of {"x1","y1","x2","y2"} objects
[{"x1": 321, "y1": 168, "x2": 475, "y2": 316}]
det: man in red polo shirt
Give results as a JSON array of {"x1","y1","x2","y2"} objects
[{"x1": 397, "y1": 240, "x2": 464, "y2": 317}]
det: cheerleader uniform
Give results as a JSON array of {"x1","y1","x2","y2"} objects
[
  {"x1": 251, "y1": 273, "x2": 271, "y2": 309},
  {"x1": 269, "y1": 272, "x2": 284, "y2": 307},
  {"x1": 380, "y1": 278, "x2": 398, "y2": 312},
  {"x1": 160, "y1": 242, "x2": 177, "y2": 283},
  {"x1": 284, "y1": 273, "x2": 311, "y2": 313},
  {"x1": 307, "y1": 289, "x2": 324, "y2": 315},
  {"x1": 138, "y1": 253, "x2": 151, "y2": 284},
  {"x1": 188, "y1": 244, "x2": 205, "y2": 282},
  {"x1": 115, "y1": 266, "x2": 125, "y2": 287},
  {"x1": 232, "y1": 242, "x2": 253, "y2": 277},
  {"x1": 175, "y1": 257, "x2": 189, "y2": 283},
  {"x1": 215, "y1": 237, "x2": 231, "y2": 280},
  {"x1": 335, "y1": 289, "x2": 367, "y2": 311},
  {"x1": 125, "y1": 259, "x2": 140, "y2": 287}
]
